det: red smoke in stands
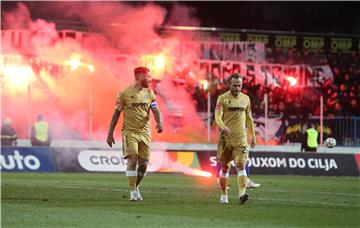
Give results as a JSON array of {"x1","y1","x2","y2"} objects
[{"x1": 1, "y1": 2, "x2": 208, "y2": 142}]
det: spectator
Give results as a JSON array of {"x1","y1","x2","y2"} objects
[
  {"x1": 31, "y1": 115, "x2": 51, "y2": 146},
  {"x1": 1, "y1": 118, "x2": 17, "y2": 146},
  {"x1": 301, "y1": 123, "x2": 319, "y2": 152},
  {"x1": 175, "y1": 41, "x2": 358, "y2": 133}
]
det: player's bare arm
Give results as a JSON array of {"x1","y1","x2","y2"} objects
[
  {"x1": 107, "y1": 109, "x2": 121, "y2": 147},
  {"x1": 245, "y1": 97, "x2": 256, "y2": 148},
  {"x1": 151, "y1": 105, "x2": 163, "y2": 133},
  {"x1": 247, "y1": 118, "x2": 256, "y2": 148}
]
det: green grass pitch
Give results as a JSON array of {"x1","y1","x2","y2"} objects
[{"x1": 1, "y1": 173, "x2": 359, "y2": 227}]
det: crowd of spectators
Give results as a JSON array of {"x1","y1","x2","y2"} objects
[{"x1": 191, "y1": 48, "x2": 360, "y2": 121}]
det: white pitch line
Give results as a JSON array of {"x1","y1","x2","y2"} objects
[
  {"x1": 253, "y1": 189, "x2": 360, "y2": 197},
  {"x1": 253, "y1": 197, "x2": 357, "y2": 208},
  {"x1": 26, "y1": 184, "x2": 360, "y2": 208}
]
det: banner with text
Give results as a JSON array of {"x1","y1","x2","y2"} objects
[
  {"x1": 204, "y1": 151, "x2": 359, "y2": 176},
  {"x1": 52, "y1": 147, "x2": 359, "y2": 176},
  {"x1": 161, "y1": 28, "x2": 360, "y2": 54},
  {"x1": 194, "y1": 60, "x2": 333, "y2": 87},
  {"x1": 0, "y1": 147, "x2": 57, "y2": 172},
  {"x1": 246, "y1": 152, "x2": 359, "y2": 176},
  {"x1": 53, "y1": 148, "x2": 204, "y2": 174}
]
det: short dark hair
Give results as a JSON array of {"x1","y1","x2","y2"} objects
[
  {"x1": 231, "y1": 73, "x2": 243, "y2": 80},
  {"x1": 134, "y1": 66, "x2": 150, "y2": 75},
  {"x1": 228, "y1": 73, "x2": 243, "y2": 84}
]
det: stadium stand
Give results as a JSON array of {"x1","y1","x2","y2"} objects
[
  {"x1": 1, "y1": 26, "x2": 359, "y2": 145},
  {"x1": 189, "y1": 49, "x2": 360, "y2": 118}
]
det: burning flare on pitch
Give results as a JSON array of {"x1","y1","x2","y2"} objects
[{"x1": 168, "y1": 161, "x2": 212, "y2": 178}]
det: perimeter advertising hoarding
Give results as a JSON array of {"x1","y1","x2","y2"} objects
[
  {"x1": 2, "y1": 147, "x2": 357, "y2": 176},
  {"x1": 54, "y1": 149, "x2": 204, "y2": 173},
  {"x1": 242, "y1": 152, "x2": 359, "y2": 176},
  {"x1": 0, "y1": 147, "x2": 56, "y2": 172},
  {"x1": 174, "y1": 151, "x2": 359, "y2": 177},
  {"x1": 52, "y1": 148, "x2": 359, "y2": 176}
]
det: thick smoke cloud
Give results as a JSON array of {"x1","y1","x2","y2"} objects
[{"x1": 1, "y1": 2, "x2": 209, "y2": 142}]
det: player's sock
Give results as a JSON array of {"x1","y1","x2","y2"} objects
[
  {"x1": 136, "y1": 170, "x2": 146, "y2": 200},
  {"x1": 136, "y1": 170, "x2": 147, "y2": 188},
  {"x1": 237, "y1": 169, "x2": 247, "y2": 197},
  {"x1": 216, "y1": 162, "x2": 221, "y2": 188},
  {"x1": 126, "y1": 170, "x2": 137, "y2": 192},
  {"x1": 219, "y1": 169, "x2": 229, "y2": 195},
  {"x1": 216, "y1": 162, "x2": 221, "y2": 178},
  {"x1": 219, "y1": 177, "x2": 229, "y2": 194}
]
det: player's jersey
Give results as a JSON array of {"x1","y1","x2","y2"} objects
[
  {"x1": 115, "y1": 85, "x2": 156, "y2": 134},
  {"x1": 215, "y1": 91, "x2": 253, "y2": 142}
]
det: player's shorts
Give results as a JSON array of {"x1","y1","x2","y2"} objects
[
  {"x1": 217, "y1": 139, "x2": 249, "y2": 167},
  {"x1": 122, "y1": 131, "x2": 151, "y2": 160}
]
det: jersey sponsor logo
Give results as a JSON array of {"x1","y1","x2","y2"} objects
[
  {"x1": 131, "y1": 102, "x2": 148, "y2": 108},
  {"x1": 228, "y1": 106, "x2": 245, "y2": 112}
]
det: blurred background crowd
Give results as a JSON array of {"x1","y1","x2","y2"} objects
[{"x1": 191, "y1": 49, "x2": 360, "y2": 120}]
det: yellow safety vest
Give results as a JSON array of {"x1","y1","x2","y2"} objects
[
  {"x1": 306, "y1": 128, "x2": 318, "y2": 148},
  {"x1": 35, "y1": 121, "x2": 48, "y2": 142}
]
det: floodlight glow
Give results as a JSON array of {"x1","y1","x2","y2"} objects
[
  {"x1": 199, "y1": 80, "x2": 208, "y2": 90},
  {"x1": 87, "y1": 64, "x2": 95, "y2": 72},
  {"x1": 63, "y1": 56, "x2": 80, "y2": 71},
  {"x1": 3, "y1": 65, "x2": 34, "y2": 90},
  {"x1": 63, "y1": 53, "x2": 94, "y2": 73},
  {"x1": 154, "y1": 55, "x2": 166, "y2": 69},
  {"x1": 285, "y1": 76, "x2": 297, "y2": 86}
]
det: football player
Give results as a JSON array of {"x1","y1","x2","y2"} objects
[
  {"x1": 214, "y1": 73, "x2": 256, "y2": 204},
  {"x1": 107, "y1": 66, "x2": 163, "y2": 201}
]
